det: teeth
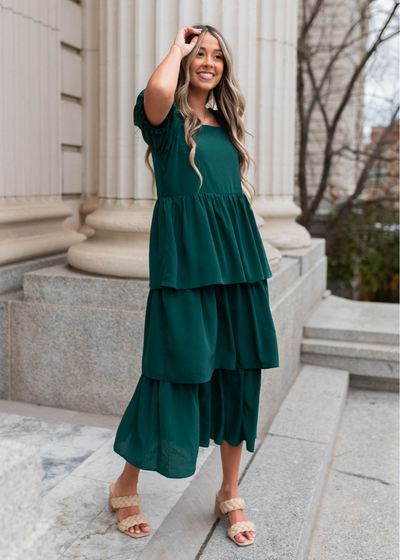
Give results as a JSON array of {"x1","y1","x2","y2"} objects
[{"x1": 199, "y1": 73, "x2": 213, "y2": 77}]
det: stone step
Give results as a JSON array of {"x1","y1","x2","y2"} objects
[
  {"x1": 138, "y1": 364, "x2": 349, "y2": 559},
  {"x1": 301, "y1": 338, "x2": 399, "y2": 389},
  {"x1": 302, "y1": 337, "x2": 398, "y2": 362},
  {"x1": 0, "y1": 253, "x2": 67, "y2": 296},
  {"x1": 0, "y1": 439, "x2": 53, "y2": 560},
  {"x1": 281, "y1": 237, "x2": 327, "y2": 276},
  {"x1": 305, "y1": 388, "x2": 399, "y2": 559},
  {"x1": 303, "y1": 294, "x2": 399, "y2": 345}
]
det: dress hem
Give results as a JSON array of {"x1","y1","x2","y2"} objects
[
  {"x1": 113, "y1": 435, "x2": 256, "y2": 480},
  {"x1": 149, "y1": 273, "x2": 273, "y2": 291},
  {"x1": 142, "y1": 361, "x2": 280, "y2": 385}
]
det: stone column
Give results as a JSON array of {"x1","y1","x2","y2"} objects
[
  {"x1": 79, "y1": 0, "x2": 100, "y2": 239},
  {"x1": 68, "y1": 0, "x2": 155, "y2": 277},
  {"x1": 0, "y1": 0, "x2": 85, "y2": 266},
  {"x1": 252, "y1": 0, "x2": 311, "y2": 250}
]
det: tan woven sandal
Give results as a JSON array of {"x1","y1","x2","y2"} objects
[
  {"x1": 214, "y1": 491, "x2": 256, "y2": 547},
  {"x1": 108, "y1": 482, "x2": 150, "y2": 539}
]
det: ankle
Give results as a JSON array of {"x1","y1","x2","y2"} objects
[
  {"x1": 116, "y1": 477, "x2": 138, "y2": 496},
  {"x1": 219, "y1": 484, "x2": 239, "y2": 497}
]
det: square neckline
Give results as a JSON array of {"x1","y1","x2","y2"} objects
[{"x1": 203, "y1": 107, "x2": 223, "y2": 128}]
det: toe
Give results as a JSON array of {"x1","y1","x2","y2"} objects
[
  {"x1": 141, "y1": 523, "x2": 151, "y2": 532},
  {"x1": 235, "y1": 533, "x2": 245, "y2": 542},
  {"x1": 245, "y1": 531, "x2": 254, "y2": 540}
]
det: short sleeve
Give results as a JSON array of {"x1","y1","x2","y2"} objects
[{"x1": 133, "y1": 88, "x2": 179, "y2": 156}]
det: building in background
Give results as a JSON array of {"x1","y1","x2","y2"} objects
[
  {"x1": 294, "y1": 0, "x2": 368, "y2": 235},
  {"x1": 363, "y1": 121, "x2": 400, "y2": 211}
]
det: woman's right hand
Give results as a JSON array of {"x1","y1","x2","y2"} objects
[{"x1": 173, "y1": 26, "x2": 203, "y2": 58}]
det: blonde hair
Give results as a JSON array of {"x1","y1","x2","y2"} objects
[{"x1": 143, "y1": 24, "x2": 256, "y2": 202}]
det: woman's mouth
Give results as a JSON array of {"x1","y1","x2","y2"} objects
[{"x1": 197, "y1": 72, "x2": 214, "y2": 81}]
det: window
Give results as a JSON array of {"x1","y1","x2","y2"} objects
[{"x1": 368, "y1": 165, "x2": 387, "y2": 183}]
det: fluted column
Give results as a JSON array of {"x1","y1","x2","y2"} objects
[
  {"x1": 0, "y1": 0, "x2": 85, "y2": 266},
  {"x1": 79, "y1": 0, "x2": 100, "y2": 239},
  {"x1": 68, "y1": 0, "x2": 156, "y2": 277},
  {"x1": 252, "y1": 0, "x2": 311, "y2": 249}
]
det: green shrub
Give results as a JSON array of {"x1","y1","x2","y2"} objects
[{"x1": 327, "y1": 204, "x2": 399, "y2": 302}]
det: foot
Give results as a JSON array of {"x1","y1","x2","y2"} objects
[
  {"x1": 217, "y1": 489, "x2": 255, "y2": 544},
  {"x1": 114, "y1": 478, "x2": 151, "y2": 535}
]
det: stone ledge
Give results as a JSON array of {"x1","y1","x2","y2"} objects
[
  {"x1": 349, "y1": 373, "x2": 399, "y2": 392},
  {"x1": 303, "y1": 294, "x2": 399, "y2": 345},
  {"x1": 0, "y1": 253, "x2": 68, "y2": 296},
  {"x1": 23, "y1": 263, "x2": 150, "y2": 311},
  {"x1": 281, "y1": 238, "x2": 326, "y2": 276},
  {"x1": 301, "y1": 338, "x2": 399, "y2": 362},
  {"x1": 302, "y1": 353, "x2": 399, "y2": 382},
  {"x1": 268, "y1": 256, "x2": 300, "y2": 305}
]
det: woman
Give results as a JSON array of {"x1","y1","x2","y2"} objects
[{"x1": 110, "y1": 24, "x2": 279, "y2": 547}]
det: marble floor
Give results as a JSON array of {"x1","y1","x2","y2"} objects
[{"x1": 0, "y1": 407, "x2": 215, "y2": 560}]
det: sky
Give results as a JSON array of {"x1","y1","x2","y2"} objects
[{"x1": 363, "y1": 0, "x2": 399, "y2": 142}]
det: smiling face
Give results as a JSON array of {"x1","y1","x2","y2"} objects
[{"x1": 189, "y1": 32, "x2": 224, "y2": 92}]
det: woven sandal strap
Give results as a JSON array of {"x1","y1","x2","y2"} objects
[
  {"x1": 228, "y1": 521, "x2": 256, "y2": 539},
  {"x1": 220, "y1": 497, "x2": 245, "y2": 514},
  {"x1": 111, "y1": 494, "x2": 141, "y2": 509},
  {"x1": 118, "y1": 514, "x2": 149, "y2": 532}
]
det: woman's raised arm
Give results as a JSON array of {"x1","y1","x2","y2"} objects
[{"x1": 143, "y1": 26, "x2": 202, "y2": 127}]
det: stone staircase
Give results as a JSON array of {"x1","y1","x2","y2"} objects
[
  {"x1": 0, "y1": 440, "x2": 53, "y2": 560},
  {"x1": 301, "y1": 294, "x2": 399, "y2": 392}
]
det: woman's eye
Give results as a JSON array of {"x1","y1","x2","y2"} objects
[{"x1": 197, "y1": 53, "x2": 223, "y2": 60}]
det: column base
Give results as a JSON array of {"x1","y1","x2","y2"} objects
[
  {"x1": 252, "y1": 196, "x2": 312, "y2": 250},
  {"x1": 68, "y1": 198, "x2": 155, "y2": 278},
  {"x1": 0, "y1": 199, "x2": 86, "y2": 266}
]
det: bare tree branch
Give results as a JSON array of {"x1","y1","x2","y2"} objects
[{"x1": 306, "y1": 3, "x2": 399, "y2": 226}]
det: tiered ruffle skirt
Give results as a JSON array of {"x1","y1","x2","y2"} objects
[{"x1": 113, "y1": 192, "x2": 279, "y2": 479}]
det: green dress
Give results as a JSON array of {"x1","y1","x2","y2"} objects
[{"x1": 113, "y1": 88, "x2": 279, "y2": 478}]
